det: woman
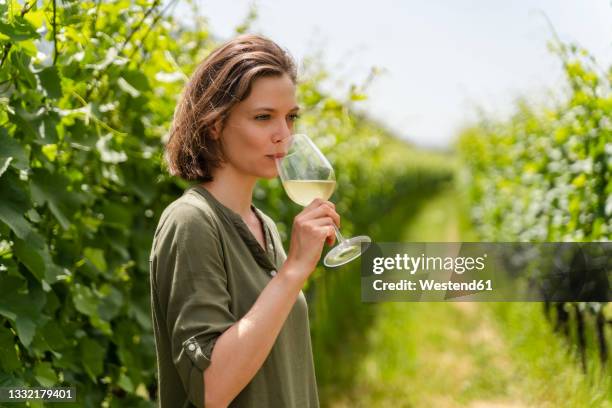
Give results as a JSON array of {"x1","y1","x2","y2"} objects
[{"x1": 149, "y1": 34, "x2": 340, "y2": 408}]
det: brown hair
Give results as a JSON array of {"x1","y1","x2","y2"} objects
[{"x1": 164, "y1": 34, "x2": 297, "y2": 181}]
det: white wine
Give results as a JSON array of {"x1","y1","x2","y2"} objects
[{"x1": 282, "y1": 180, "x2": 336, "y2": 206}]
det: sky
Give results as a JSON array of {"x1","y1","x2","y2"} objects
[{"x1": 168, "y1": 0, "x2": 612, "y2": 149}]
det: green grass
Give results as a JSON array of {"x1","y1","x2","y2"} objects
[
  {"x1": 325, "y1": 184, "x2": 611, "y2": 408},
  {"x1": 489, "y1": 301, "x2": 611, "y2": 408}
]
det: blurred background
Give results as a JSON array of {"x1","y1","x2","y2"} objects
[{"x1": 0, "y1": 0, "x2": 610, "y2": 407}]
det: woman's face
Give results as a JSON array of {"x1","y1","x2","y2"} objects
[{"x1": 216, "y1": 73, "x2": 299, "y2": 180}]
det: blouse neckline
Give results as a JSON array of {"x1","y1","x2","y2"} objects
[{"x1": 190, "y1": 184, "x2": 278, "y2": 272}]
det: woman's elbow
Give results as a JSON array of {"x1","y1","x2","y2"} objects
[{"x1": 204, "y1": 369, "x2": 230, "y2": 408}]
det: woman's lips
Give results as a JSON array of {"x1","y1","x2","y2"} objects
[{"x1": 266, "y1": 153, "x2": 286, "y2": 159}]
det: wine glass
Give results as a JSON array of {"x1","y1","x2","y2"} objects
[{"x1": 275, "y1": 133, "x2": 371, "y2": 267}]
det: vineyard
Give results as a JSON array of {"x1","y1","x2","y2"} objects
[
  {"x1": 457, "y1": 38, "x2": 611, "y2": 378},
  {"x1": 0, "y1": 1, "x2": 610, "y2": 407}
]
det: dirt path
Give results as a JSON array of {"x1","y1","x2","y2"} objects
[{"x1": 328, "y1": 188, "x2": 532, "y2": 407}]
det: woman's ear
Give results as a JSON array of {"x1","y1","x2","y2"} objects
[{"x1": 210, "y1": 120, "x2": 222, "y2": 140}]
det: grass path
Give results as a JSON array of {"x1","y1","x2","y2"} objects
[{"x1": 327, "y1": 186, "x2": 611, "y2": 408}]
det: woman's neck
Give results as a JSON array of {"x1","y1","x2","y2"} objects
[{"x1": 201, "y1": 166, "x2": 257, "y2": 219}]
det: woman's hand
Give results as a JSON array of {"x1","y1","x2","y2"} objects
[{"x1": 283, "y1": 198, "x2": 340, "y2": 282}]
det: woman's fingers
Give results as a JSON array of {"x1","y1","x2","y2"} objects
[
  {"x1": 304, "y1": 198, "x2": 335, "y2": 210},
  {"x1": 310, "y1": 221, "x2": 336, "y2": 246},
  {"x1": 323, "y1": 225, "x2": 336, "y2": 246},
  {"x1": 299, "y1": 200, "x2": 340, "y2": 227},
  {"x1": 310, "y1": 217, "x2": 336, "y2": 227},
  {"x1": 286, "y1": 199, "x2": 341, "y2": 274}
]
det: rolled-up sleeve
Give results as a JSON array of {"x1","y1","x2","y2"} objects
[{"x1": 151, "y1": 202, "x2": 236, "y2": 408}]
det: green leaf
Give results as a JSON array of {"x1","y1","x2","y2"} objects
[
  {"x1": 117, "y1": 372, "x2": 134, "y2": 393},
  {"x1": 30, "y1": 168, "x2": 83, "y2": 230},
  {"x1": 38, "y1": 113, "x2": 60, "y2": 144},
  {"x1": 91, "y1": 316, "x2": 112, "y2": 336},
  {"x1": 53, "y1": 347, "x2": 80, "y2": 372},
  {"x1": 0, "y1": 372, "x2": 25, "y2": 388},
  {"x1": 41, "y1": 143, "x2": 58, "y2": 161},
  {"x1": 0, "y1": 283, "x2": 47, "y2": 347},
  {"x1": 72, "y1": 283, "x2": 112, "y2": 334},
  {"x1": 80, "y1": 337, "x2": 105, "y2": 381},
  {"x1": 0, "y1": 128, "x2": 29, "y2": 171},
  {"x1": 0, "y1": 275, "x2": 23, "y2": 321},
  {"x1": 10, "y1": 109, "x2": 39, "y2": 140},
  {"x1": 34, "y1": 112, "x2": 58, "y2": 146},
  {"x1": 121, "y1": 70, "x2": 151, "y2": 92},
  {"x1": 0, "y1": 173, "x2": 33, "y2": 239},
  {"x1": 25, "y1": 207, "x2": 41, "y2": 222},
  {"x1": 37, "y1": 66, "x2": 63, "y2": 99},
  {"x1": 13, "y1": 236, "x2": 45, "y2": 281},
  {"x1": 0, "y1": 17, "x2": 39, "y2": 41},
  {"x1": 98, "y1": 283, "x2": 124, "y2": 321},
  {"x1": 10, "y1": 50, "x2": 37, "y2": 88},
  {"x1": 0, "y1": 329, "x2": 20, "y2": 372},
  {"x1": 84, "y1": 247, "x2": 107, "y2": 273},
  {"x1": 34, "y1": 362, "x2": 57, "y2": 387},
  {"x1": 38, "y1": 320, "x2": 68, "y2": 351},
  {"x1": 65, "y1": 118, "x2": 97, "y2": 148},
  {"x1": 30, "y1": 325, "x2": 53, "y2": 356},
  {"x1": 72, "y1": 283, "x2": 98, "y2": 317},
  {"x1": 0, "y1": 157, "x2": 12, "y2": 178},
  {"x1": 18, "y1": 39, "x2": 38, "y2": 58},
  {"x1": 12, "y1": 229, "x2": 63, "y2": 284}
]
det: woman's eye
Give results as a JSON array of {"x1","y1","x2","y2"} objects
[{"x1": 254, "y1": 113, "x2": 300, "y2": 121}]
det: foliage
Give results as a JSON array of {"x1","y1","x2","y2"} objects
[
  {"x1": 457, "y1": 39, "x2": 611, "y2": 374},
  {"x1": 0, "y1": 1, "x2": 452, "y2": 406}
]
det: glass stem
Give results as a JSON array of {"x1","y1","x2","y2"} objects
[{"x1": 333, "y1": 225, "x2": 346, "y2": 243}]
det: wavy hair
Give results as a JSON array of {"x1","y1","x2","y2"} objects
[{"x1": 164, "y1": 34, "x2": 297, "y2": 181}]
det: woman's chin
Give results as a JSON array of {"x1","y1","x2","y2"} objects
[
  {"x1": 260, "y1": 160, "x2": 279, "y2": 179},
  {"x1": 260, "y1": 170, "x2": 278, "y2": 180}
]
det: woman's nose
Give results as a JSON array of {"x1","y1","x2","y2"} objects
[{"x1": 272, "y1": 119, "x2": 292, "y2": 143}]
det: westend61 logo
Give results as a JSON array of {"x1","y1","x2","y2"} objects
[{"x1": 372, "y1": 253, "x2": 487, "y2": 275}]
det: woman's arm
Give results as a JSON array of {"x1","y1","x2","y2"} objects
[
  {"x1": 203, "y1": 262, "x2": 307, "y2": 407},
  {"x1": 203, "y1": 198, "x2": 339, "y2": 407}
]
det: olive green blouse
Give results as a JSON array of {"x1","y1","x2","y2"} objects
[{"x1": 149, "y1": 185, "x2": 319, "y2": 408}]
